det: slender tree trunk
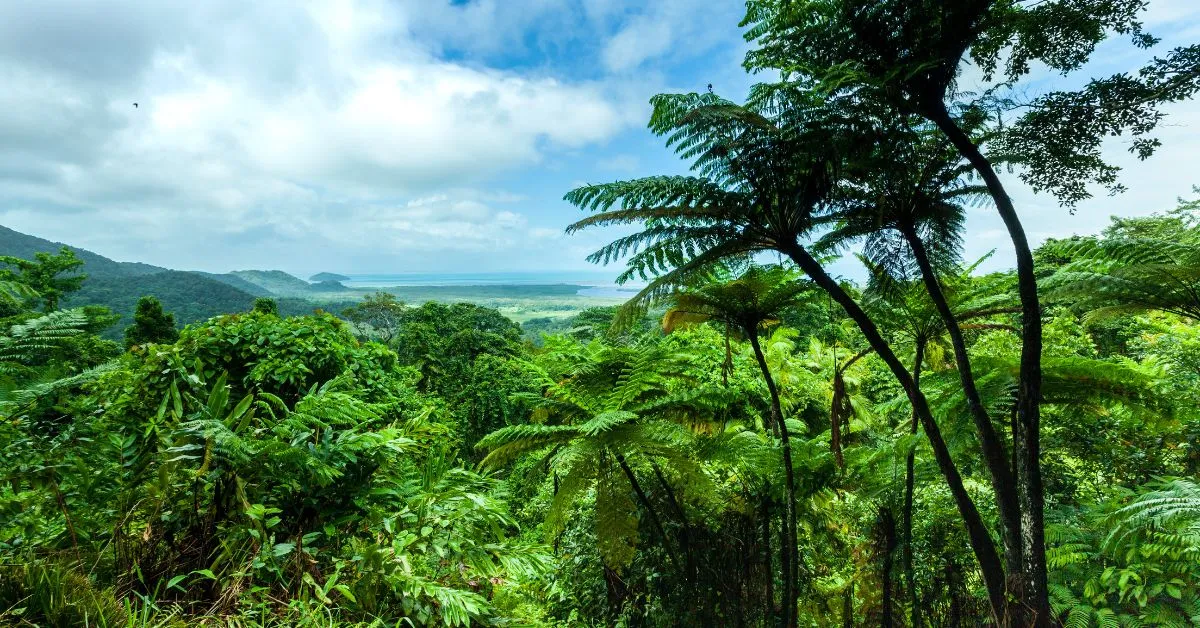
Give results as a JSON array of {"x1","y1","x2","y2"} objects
[
  {"x1": 903, "y1": 227, "x2": 1025, "y2": 578},
  {"x1": 604, "y1": 565, "x2": 628, "y2": 622},
  {"x1": 831, "y1": 371, "x2": 846, "y2": 467},
  {"x1": 651, "y1": 461, "x2": 696, "y2": 582},
  {"x1": 762, "y1": 495, "x2": 776, "y2": 626},
  {"x1": 928, "y1": 106, "x2": 1050, "y2": 627},
  {"x1": 750, "y1": 332, "x2": 799, "y2": 628},
  {"x1": 843, "y1": 580, "x2": 855, "y2": 628},
  {"x1": 880, "y1": 506, "x2": 897, "y2": 628},
  {"x1": 782, "y1": 243, "x2": 1008, "y2": 624},
  {"x1": 615, "y1": 452, "x2": 681, "y2": 573},
  {"x1": 904, "y1": 341, "x2": 925, "y2": 628}
]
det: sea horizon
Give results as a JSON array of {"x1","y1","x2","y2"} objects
[{"x1": 339, "y1": 270, "x2": 641, "y2": 288}]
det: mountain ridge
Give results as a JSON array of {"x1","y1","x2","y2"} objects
[{"x1": 0, "y1": 224, "x2": 334, "y2": 336}]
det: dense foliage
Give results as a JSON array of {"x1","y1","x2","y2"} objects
[{"x1": 3, "y1": 1, "x2": 1199, "y2": 626}]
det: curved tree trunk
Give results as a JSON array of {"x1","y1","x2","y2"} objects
[
  {"x1": 782, "y1": 243, "x2": 1008, "y2": 624},
  {"x1": 928, "y1": 106, "x2": 1050, "y2": 628},
  {"x1": 903, "y1": 227, "x2": 1025, "y2": 579},
  {"x1": 749, "y1": 332, "x2": 799, "y2": 628}
]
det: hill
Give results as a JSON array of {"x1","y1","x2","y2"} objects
[
  {"x1": 0, "y1": 224, "x2": 165, "y2": 279},
  {"x1": 194, "y1": 271, "x2": 273, "y2": 296},
  {"x1": 229, "y1": 270, "x2": 314, "y2": 296},
  {"x1": 2, "y1": 225, "x2": 629, "y2": 333},
  {"x1": 309, "y1": 279, "x2": 348, "y2": 292},
  {"x1": 2, "y1": 225, "x2": 262, "y2": 336},
  {"x1": 69, "y1": 271, "x2": 260, "y2": 335},
  {"x1": 310, "y1": 272, "x2": 351, "y2": 282}
]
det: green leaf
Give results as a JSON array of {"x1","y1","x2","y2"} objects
[{"x1": 191, "y1": 569, "x2": 216, "y2": 580}]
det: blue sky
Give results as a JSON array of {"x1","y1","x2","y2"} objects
[{"x1": 0, "y1": 0, "x2": 1197, "y2": 282}]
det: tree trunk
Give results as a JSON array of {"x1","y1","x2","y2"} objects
[
  {"x1": 782, "y1": 243, "x2": 1008, "y2": 624},
  {"x1": 831, "y1": 370, "x2": 846, "y2": 467},
  {"x1": 928, "y1": 106, "x2": 1050, "y2": 627},
  {"x1": 903, "y1": 227, "x2": 1025, "y2": 578},
  {"x1": 904, "y1": 340, "x2": 925, "y2": 628},
  {"x1": 604, "y1": 565, "x2": 628, "y2": 622},
  {"x1": 762, "y1": 495, "x2": 776, "y2": 626},
  {"x1": 615, "y1": 452, "x2": 681, "y2": 573},
  {"x1": 843, "y1": 580, "x2": 855, "y2": 628},
  {"x1": 880, "y1": 506, "x2": 897, "y2": 628},
  {"x1": 651, "y1": 461, "x2": 696, "y2": 582},
  {"x1": 750, "y1": 332, "x2": 798, "y2": 628}
]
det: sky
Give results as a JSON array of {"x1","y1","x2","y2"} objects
[{"x1": 0, "y1": 0, "x2": 1198, "y2": 281}]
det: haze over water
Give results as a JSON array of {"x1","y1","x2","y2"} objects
[{"x1": 340, "y1": 271, "x2": 644, "y2": 297}]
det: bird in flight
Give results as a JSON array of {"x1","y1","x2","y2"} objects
[
  {"x1": 132, "y1": 102, "x2": 138, "y2": 108},
  {"x1": 706, "y1": 83, "x2": 713, "y2": 93}
]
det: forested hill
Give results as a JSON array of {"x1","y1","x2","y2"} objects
[
  {"x1": 0, "y1": 225, "x2": 340, "y2": 334},
  {"x1": 0, "y1": 224, "x2": 165, "y2": 279}
]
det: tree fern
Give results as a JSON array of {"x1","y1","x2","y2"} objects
[
  {"x1": 1043, "y1": 220, "x2": 1200, "y2": 321},
  {"x1": 477, "y1": 338, "x2": 722, "y2": 572},
  {"x1": 1103, "y1": 478, "x2": 1200, "y2": 554},
  {"x1": 0, "y1": 309, "x2": 89, "y2": 364}
]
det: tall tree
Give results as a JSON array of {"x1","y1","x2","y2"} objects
[
  {"x1": 341, "y1": 292, "x2": 406, "y2": 345},
  {"x1": 0, "y1": 247, "x2": 85, "y2": 313},
  {"x1": 822, "y1": 114, "x2": 1034, "y2": 612},
  {"x1": 477, "y1": 339, "x2": 723, "y2": 606},
  {"x1": 860, "y1": 257, "x2": 1017, "y2": 627},
  {"x1": 565, "y1": 91, "x2": 1012, "y2": 622},
  {"x1": 123, "y1": 296, "x2": 179, "y2": 349},
  {"x1": 741, "y1": 2, "x2": 1200, "y2": 623},
  {"x1": 662, "y1": 264, "x2": 814, "y2": 626}
]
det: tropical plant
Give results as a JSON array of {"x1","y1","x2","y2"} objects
[
  {"x1": 477, "y1": 338, "x2": 722, "y2": 577},
  {"x1": 1043, "y1": 199, "x2": 1200, "y2": 321},
  {"x1": 0, "y1": 247, "x2": 85, "y2": 312},
  {"x1": 661, "y1": 264, "x2": 814, "y2": 625},
  {"x1": 564, "y1": 88, "x2": 1013, "y2": 622},
  {"x1": 124, "y1": 296, "x2": 180, "y2": 349},
  {"x1": 1047, "y1": 478, "x2": 1200, "y2": 627}
]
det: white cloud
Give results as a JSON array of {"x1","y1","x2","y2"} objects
[
  {"x1": 6, "y1": 0, "x2": 1187, "y2": 281},
  {"x1": 603, "y1": 17, "x2": 675, "y2": 73},
  {"x1": 0, "y1": 0, "x2": 658, "y2": 274}
]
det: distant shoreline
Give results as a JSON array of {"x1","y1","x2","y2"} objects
[
  {"x1": 336, "y1": 271, "x2": 634, "y2": 288},
  {"x1": 332, "y1": 281, "x2": 639, "y2": 299},
  {"x1": 335, "y1": 272, "x2": 644, "y2": 298}
]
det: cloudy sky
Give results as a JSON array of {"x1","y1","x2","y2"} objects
[{"x1": 1, "y1": 0, "x2": 1198, "y2": 279}]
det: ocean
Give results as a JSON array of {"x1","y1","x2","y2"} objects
[{"x1": 340, "y1": 271, "x2": 644, "y2": 297}]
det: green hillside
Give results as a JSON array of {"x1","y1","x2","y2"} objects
[
  {"x1": 309, "y1": 272, "x2": 351, "y2": 282},
  {"x1": 2, "y1": 225, "x2": 262, "y2": 336},
  {"x1": 229, "y1": 269, "x2": 315, "y2": 295},
  {"x1": 193, "y1": 271, "x2": 273, "y2": 296},
  {"x1": 68, "y1": 270, "x2": 260, "y2": 333},
  {"x1": 0, "y1": 224, "x2": 164, "y2": 279}
]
